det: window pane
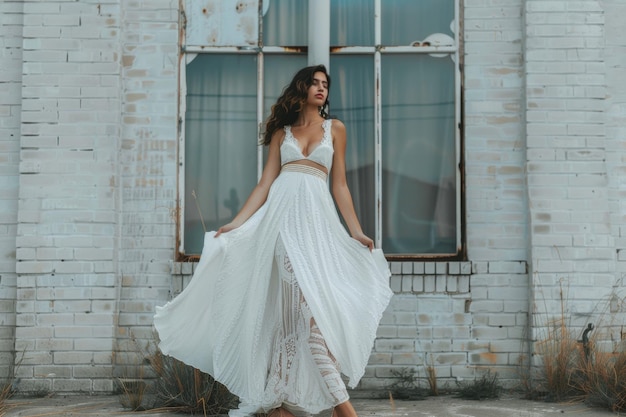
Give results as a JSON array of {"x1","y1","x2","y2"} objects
[
  {"x1": 184, "y1": 54, "x2": 258, "y2": 254},
  {"x1": 382, "y1": 54, "x2": 457, "y2": 254},
  {"x1": 330, "y1": 55, "x2": 375, "y2": 239},
  {"x1": 382, "y1": 0, "x2": 455, "y2": 46},
  {"x1": 264, "y1": 56, "x2": 308, "y2": 121},
  {"x1": 330, "y1": 0, "x2": 374, "y2": 46},
  {"x1": 263, "y1": 0, "x2": 308, "y2": 46}
]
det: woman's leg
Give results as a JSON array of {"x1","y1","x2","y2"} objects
[
  {"x1": 275, "y1": 237, "x2": 355, "y2": 416},
  {"x1": 307, "y1": 318, "x2": 349, "y2": 405},
  {"x1": 332, "y1": 400, "x2": 358, "y2": 417},
  {"x1": 268, "y1": 406, "x2": 297, "y2": 417}
]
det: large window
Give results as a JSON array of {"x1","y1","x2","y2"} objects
[{"x1": 179, "y1": 0, "x2": 461, "y2": 258}]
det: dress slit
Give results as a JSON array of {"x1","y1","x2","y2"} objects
[{"x1": 266, "y1": 236, "x2": 349, "y2": 414}]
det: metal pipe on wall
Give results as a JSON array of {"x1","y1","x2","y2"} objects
[{"x1": 308, "y1": 0, "x2": 330, "y2": 68}]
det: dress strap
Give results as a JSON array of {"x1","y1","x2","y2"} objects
[
  {"x1": 283, "y1": 125, "x2": 295, "y2": 143},
  {"x1": 322, "y1": 119, "x2": 332, "y2": 144}
]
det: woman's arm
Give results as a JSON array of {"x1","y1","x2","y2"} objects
[
  {"x1": 330, "y1": 120, "x2": 374, "y2": 250},
  {"x1": 215, "y1": 130, "x2": 283, "y2": 237}
]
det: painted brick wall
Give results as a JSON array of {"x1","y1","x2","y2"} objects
[
  {"x1": 15, "y1": 0, "x2": 122, "y2": 393},
  {"x1": 604, "y1": 0, "x2": 626, "y2": 305},
  {"x1": 114, "y1": 0, "x2": 179, "y2": 378},
  {"x1": 524, "y1": 0, "x2": 625, "y2": 353},
  {"x1": 464, "y1": 0, "x2": 527, "y2": 262},
  {"x1": 460, "y1": 0, "x2": 530, "y2": 389},
  {"x1": 356, "y1": 261, "x2": 528, "y2": 391},
  {"x1": 0, "y1": 0, "x2": 22, "y2": 381}
]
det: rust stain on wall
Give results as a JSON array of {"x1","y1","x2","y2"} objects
[
  {"x1": 497, "y1": 166, "x2": 523, "y2": 175},
  {"x1": 488, "y1": 67, "x2": 520, "y2": 75},
  {"x1": 239, "y1": 16, "x2": 255, "y2": 41},
  {"x1": 479, "y1": 352, "x2": 498, "y2": 364},
  {"x1": 126, "y1": 69, "x2": 148, "y2": 77},
  {"x1": 122, "y1": 55, "x2": 135, "y2": 67},
  {"x1": 204, "y1": 1, "x2": 216, "y2": 16},
  {"x1": 126, "y1": 93, "x2": 146, "y2": 103},
  {"x1": 486, "y1": 116, "x2": 519, "y2": 124},
  {"x1": 235, "y1": 2, "x2": 247, "y2": 13}
]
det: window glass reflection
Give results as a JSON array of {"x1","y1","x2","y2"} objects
[
  {"x1": 263, "y1": 0, "x2": 308, "y2": 46},
  {"x1": 382, "y1": 0, "x2": 455, "y2": 46},
  {"x1": 330, "y1": 0, "x2": 374, "y2": 46},
  {"x1": 184, "y1": 55, "x2": 258, "y2": 253},
  {"x1": 330, "y1": 55, "x2": 375, "y2": 239},
  {"x1": 381, "y1": 54, "x2": 456, "y2": 254}
]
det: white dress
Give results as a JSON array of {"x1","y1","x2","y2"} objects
[{"x1": 154, "y1": 119, "x2": 393, "y2": 417}]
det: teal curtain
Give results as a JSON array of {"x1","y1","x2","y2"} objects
[{"x1": 184, "y1": 55, "x2": 258, "y2": 253}]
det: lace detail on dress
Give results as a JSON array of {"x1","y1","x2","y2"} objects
[
  {"x1": 280, "y1": 120, "x2": 334, "y2": 171},
  {"x1": 265, "y1": 237, "x2": 349, "y2": 412},
  {"x1": 309, "y1": 320, "x2": 349, "y2": 403}
]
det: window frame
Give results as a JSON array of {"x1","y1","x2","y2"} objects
[{"x1": 177, "y1": 0, "x2": 464, "y2": 260}]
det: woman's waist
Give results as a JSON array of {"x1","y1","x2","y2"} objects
[{"x1": 280, "y1": 162, "x2": 328, "y2": 181}]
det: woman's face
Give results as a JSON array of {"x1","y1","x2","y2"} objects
[{"x1": 306, "y1": 71, "x2": 328, "y2": 107}]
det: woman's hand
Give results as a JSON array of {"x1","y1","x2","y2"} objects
[
  {"x1": 352, "y1": 231, "x2": 374, "y2": 251},
  {"x1": 215, "y1": 222, "x2": 239, "y2": 237}
]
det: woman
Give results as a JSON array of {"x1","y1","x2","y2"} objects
[{"x1": 154, "y1": 65, "x2": 392, "y2": 417}]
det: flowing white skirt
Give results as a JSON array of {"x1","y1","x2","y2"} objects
[{"x1": 154, "y1": 166, "x2": 393, "y2": 416}]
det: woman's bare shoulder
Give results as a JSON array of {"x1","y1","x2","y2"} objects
[
  {"x1": 330, "y1": 118, "x2": 346, "y2": 142},
  {"x1": 271, "y1": 127, "x2": 287, "y2": 145},
  {"x1": 329, "y1": 118, "x2": 346, "y2": 129}
]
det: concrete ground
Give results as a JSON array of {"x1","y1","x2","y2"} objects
[{"x1": 3, "y1": 395, "x2": 616, "y2": 417}]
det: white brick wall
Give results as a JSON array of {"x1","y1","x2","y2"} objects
[
  {"x1": 366, "y1": 261, "x2": 528, "y2": 390},
  {"x1": 464, "y1": 0, "x2": 527, "y2": 262},
  {"x1": 603, "y1": 0, "x2": 626, "y2": 349},
  {"x1": 604, "y1": 1, "x2": 626, "y2": 285},
  {"x1": 15, "y1": 0, "x2": 121, "y2": 393},
  {"x1": 1, "y1": 0, "x2": 625, "y2": 395},
  {"x1": 524, "y1": 0, "x2": 625, "y2": 355},
  {"x1": 115, "y1": 0, "x2": 179, "y2": 378},
  {"x1": 0, "y1": 0, "x2": 22, "y2": 380}
]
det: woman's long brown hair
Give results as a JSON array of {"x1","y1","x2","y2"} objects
[{"x1": 262, "y1": 65, "x2": 331, "y2": 145}]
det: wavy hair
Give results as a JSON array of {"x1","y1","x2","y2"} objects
[{"x1": 262, "y1": 65, "x2": 331, "y2": 145}]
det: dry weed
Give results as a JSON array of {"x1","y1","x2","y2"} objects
[
  {"x1": 575, "y1": 347, "x2": 626, "y2": 412},
  {"x1": 148, "y1": 350, "x2": 237, "y2": 415}
]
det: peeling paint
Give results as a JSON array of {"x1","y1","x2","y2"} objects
[{"x1": 184, "y1": 0, "x2": 259, "y2": 47}]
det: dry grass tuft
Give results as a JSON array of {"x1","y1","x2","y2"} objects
[
  {"x1": 574, "y1": 346, "x2": 626, "y2": 412},
  {"x1": 118, "y1": 377, "x2": 148, "y2": 411},
  {"x1": 532, "y1": 320, "x2": 626, "y2": 410},
  {"x1": 528, "y1": 281, "x2": 626, "y2": 410},
  {"x1": 455, "y1": 370, "x2": 502, "y2": 400},
  {"x1": 0, "y1": 380, "x2": 12, "y2": 417},
  {"x1": 387, "y1": 367, "x2": 429, "y2": 401},
  {"x1": 426, "y1": 363, "x2": 438, "y2": 396},
  {"x1": 147, "y1": 350, "x2": 238, "y2": 415},
  {"x1": 535, "y1": 317, "x2": 584, "y2": 401},
  {"x1": 0, "y1": 351, "x2": 22, "y2": 416}
]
